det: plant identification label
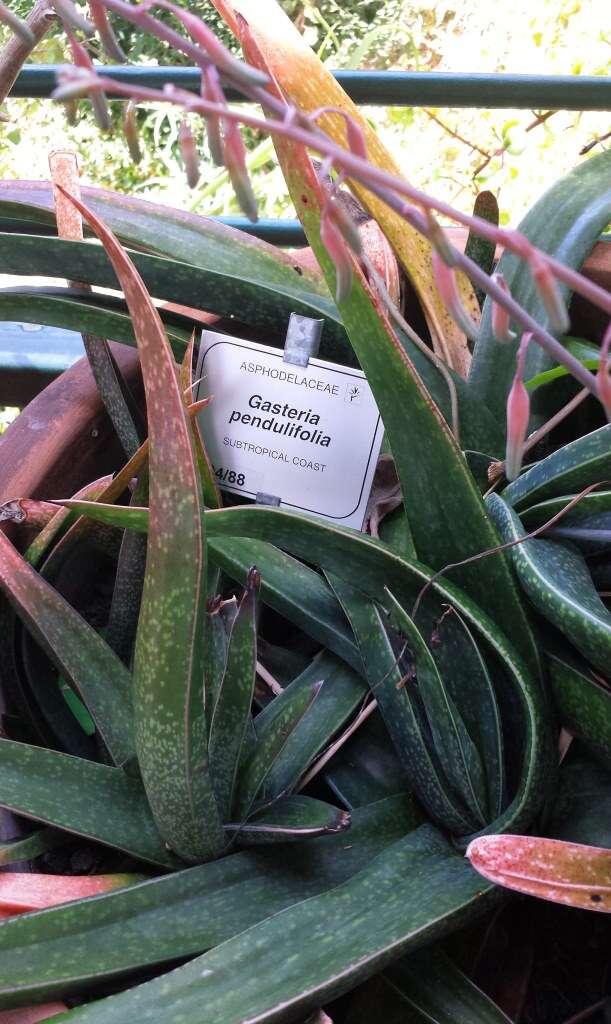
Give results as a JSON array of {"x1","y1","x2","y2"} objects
[{"x1": 195, "y1": 330, "x2": 384, "y2": 530}]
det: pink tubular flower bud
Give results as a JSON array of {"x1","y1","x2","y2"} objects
[
  {"x1": 432, "y1": 250, "x2": 479, "y2": 342},
  {"x1": 320, "y1": 207, "x2": 353, "y2": 304},
  {"x1": 505, "y1": 332, "x2": 532, "y2": 481},
  {"x1": 530, "y1": 252, "x2": 570, "y2": 335},
  {"x1": 202, "y1": 66, "x2": 225, "y2": 167},
  {"x1": 88, "y1": 0, "x2": 126, "y2": 62},
  {"x1": 426, "y1": 210, "x2": 456, "y2": 266},
  {"x1": 66, "y1": 33, "x2": 110, "y2": 131},
  {"x1": 179, "y1": 116, "x2": 200, "y2": 189},
  {"x1": 122, "y1": 100, "x2": 141, "y2": 164},
  {"x1": 143, "y1": 0, "x2": 268, "y2": 88},
  {"x1": 490, "y1": 272, "x2": 515, "y2": 342},
  {"x1": 597, "y1": 323, "x2": 611, "y2": 422},
  {"x1": 223, "y1": 122, "x2": 258, "y2": 223}
]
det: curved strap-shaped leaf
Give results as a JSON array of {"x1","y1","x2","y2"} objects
[
  {"x1": 0, "y1": 530, "x2": 133, "y2": 766},
  {"x1": 467, "y1": 833, "x2": 611, "y2": 912},
  {"x1": 547, "y1": 652, "x2": 611, "y2": 769},
  {"x1": 66, "y1": 194, "x2": 224, "y2": 863},
  {"x1": 209, "y1": 536, "x2": 361, "y2": 670},
  {"x1": 502, "y1": 424, "x2": 611, "y2": 510},
  {"x1": 226, "y1": 794, "x2": 350, "y2": 844},
  {"x1": 0, "y1": 795, "x2": 418, "y2": 1009},
  {"x1": 329, "y1": 574, "x2": 476, "y2": 835},
  {"x1": 469, "y1": 148, "x2": 611, "y2": 419},
  {"x1": 386, "y1": 590, "x2": 488, "y2": 827},
  {"x1": 213, "y1": 0, "x2": 476, "y2": 375},
  {"x1": 487, "y1": 493, "x2": 611, "y2": 675},
  {"x1": 256, "y1": 652, "x2": 367, "y2": 801},
  {"x1": 0, "y1": 829, "x2": 66, "y2": 869},
  {"x1": 0, "y1": 233, "x2": 347, "y2": 357},
  {"x1": 0, "y1": 739, "x2": 175, "y2": 869},
  {"x1": 520, "y1": 489, "x2": 611, "y2": 531}
]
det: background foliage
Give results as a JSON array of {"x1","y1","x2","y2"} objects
[{"x1": 1, "y1": 0, "x2": 609, "y2": 226}]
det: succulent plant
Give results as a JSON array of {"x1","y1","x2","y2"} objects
[{"x1": 0, "y1": 1, "x2": 610, "y2": 1021}]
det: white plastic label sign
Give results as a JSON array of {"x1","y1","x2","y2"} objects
[{"x1": 195, "y1": 331, "x2": 384, "y2": 530}]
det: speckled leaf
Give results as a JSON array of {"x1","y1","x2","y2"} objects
[
  {"x1": 208, "y1": 569, "x2": 259, "y2": 821},
  {"x1": 469, "y1": 149, "x2": 611, "y2": 420},
  {"x1": 258, "y1": 652, "x2": 368, "y2": 800},
  {"x1": 233, "y1": 682, "x2": 321, "y2": 819},
  {"x1": 520, "y1": 489, "x2": 611, "y2": 531},
  {"x1": 0, "y1": 795, "x2": 416, "y2": 1009},
  {"x1": 502, "y1": 424, "x2": 611, "y2": 511},
  {"x1": 57, "y1": 500, "x2": 554, "y2": 838},
  {"x1": 324, "y1": 711, "x2": 410, "y2": 810},
  {"x1": 0, "y1": 739, "x2": 175, "y2": 868},
  {"x1": 209, "y1": 536, "x2": 361, "y2": 671},
  {"x1": 0, "y1": 830, "x2": 66, "y2": 869},
  {"x1": 487, "y1": 493, "x2": 611, "y2": 676},
  {"x1": 386, "y1": 589, "x2": 488, "y2": 827},
  {"x1": 0, "y1": 873, "x2": 143, "y2": 916},
  {"x1": 226, "y1": 794, "x2": 350, "y2": 844},
  {"x1": 181, "y1": 337, "x2": 221, "y2": 510},
  {"x1": 547, "y1": 652, "x2": 611, "y2": 769},
  {"x1": 64, "y1": 193, "x2": 224, "y2": 863},
  {"x1": 0, "y1": 291, "x2": 190, "y2": 359},
  {"x1": 429, "y1": 607, "x2": 505, "y2": 820},
  {"x1": 467, "y1": 833, "x2": 611, "y2": 912},
  {"x1": 48, "y1": 825, "x2": 493, "y2": 1024},
  {"x1": 0, "y1": 531, "x2": 133, "y2": 766},
  {"x1": 328, "y1": 573, "x2": 476, "y2": 835},
  {"x1": 382, "y1": 945, "x2": 512, "y2": 1024}
]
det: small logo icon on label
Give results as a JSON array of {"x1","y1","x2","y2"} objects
[{"x1": 345, "y1": 384, "x2": 362, "y2": 405}]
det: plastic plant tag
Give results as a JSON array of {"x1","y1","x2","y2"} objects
[{"x1": 195, "y1": 330, "x2": 384, "y2": 529}]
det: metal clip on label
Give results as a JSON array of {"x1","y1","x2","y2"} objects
[{"x1": 255, "y1": 314, "x2": 324, "y2": 509}]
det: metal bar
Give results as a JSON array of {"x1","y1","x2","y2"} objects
[{"x1": 11, "y1": 66, "x2": 611, "y2": 110}]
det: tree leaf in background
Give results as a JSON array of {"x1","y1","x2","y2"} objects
[
  {"x1": 0, "y1": 739, "x2": 175, "y2": 869},
  {"x1": 66, "y1": 193, "x2": 224, "y2": 863},
  {"x1": 467, "y1": 833, "x2": 611, "y2": 912},
  {"x1": 487, "y1": 493, "x2": 611, "y2": 675},
  {"x1": 469, "y1": 148, "x2": 611, "y2": 421}
]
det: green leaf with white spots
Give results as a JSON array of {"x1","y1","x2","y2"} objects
[
  {"x1": 487, "y1": 493, "x2": 611, "y2": 676},
  {"x1": 66, "y1": 194, "x2": 224, "y2": 864},
  {"x1": 226, "y1": 794, "x2": 351, "y2": 844},
  {"x1": 208, "y1": 568, "x2": 259, "y2": 821},
  {"x1": 502, "y1": 425, "x2": 611, "y2": 511},
  {"x1": 385, "y1": 589, "x2": 489, "y2": 827},
  {"x1": 548, "y1": 651, "x2": 611, "y2": 769},
  {"x1": 0, "y1": 739, "x2": 175, "y2": 868}
]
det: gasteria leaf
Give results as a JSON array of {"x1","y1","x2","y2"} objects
[
  {"x1": 467, "y1": 834, "x2": 611, "y2": 912},
  {"x1": 233, "y1": 681, "x2": 322, "y2": 819},
  {"x1": 208, "y1": 568, "x2": 259, "y2": 821},
  {"x1": 385, "y1": 589, "x2": 488, "y2": 827},
  {"x1": 61, "y1": 191, "x2": 224, "y2": 863},
  {"x1": 0, "y1": 531, "x2": 133, "y2": 766},
  {"x1": 226, "y1": 794, "x2": 350, "y2": 843},
  {"x1": 502, "y1": 424, "x2": 611, "y2": 510},
  {"x1": 0, "y1": 739, "x2": 176, "y2": 868},
  {"x1": 487, "y1": 493, "x2": 611, "y2": 676},
  {"x1": 0, "y1": 796, "x2": 415, "y2": 1008},
  {"x1": 42, "y1": 825, "x2": 493, "y2": 1024}
]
